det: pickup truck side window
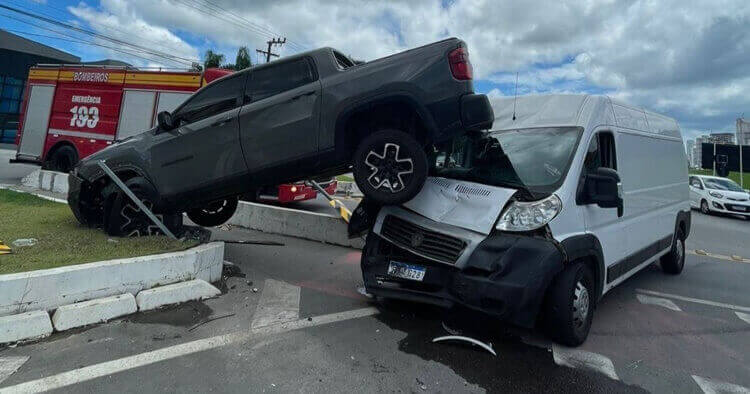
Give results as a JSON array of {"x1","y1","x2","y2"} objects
[
  {"x1": 174, "y1": 74, "x2": 244, "y2": 124},
  {"x1": 246, "y1": 59, "x2": 316, "y2": 103},
  {"x1": 584, "y1": 132, "x2": 617, "y2": 172}
]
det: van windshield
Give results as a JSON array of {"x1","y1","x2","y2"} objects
[
  {"x1": 430, "y1": 127, "x2": 583, "y2": 197},
  {"x1": 703, "y1": 178, "x2": 745, "y2": 192}
]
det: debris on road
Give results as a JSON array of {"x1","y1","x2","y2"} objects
[
  {"x1": 187, "y1": 313, "x2": 236, "y2": 332},
  {"x1": 252, "y1": 288, "x2": 258, "y2": 293},
  {"x1": 432, "y1": 335, "x2": 497, "y2": 356},
  {"x1": 222, "y1": 261, "x2": 246, "y2": 278},
  {"x1": 12, "y1": 238, "x2": 37, "y2": 247},
  {"x1": 0, "y1": 241, "x2": 11, "y2": 255}
]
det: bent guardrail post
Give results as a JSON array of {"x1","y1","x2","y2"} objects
[
  {"x1": 96, "y1": 160, "x2": 177, "y2": 240},
  {"x1": 307, "y1": 180, "x2": 352, "y2": 223}
]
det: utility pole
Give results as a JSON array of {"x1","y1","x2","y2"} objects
[{"x1": 256, "y1": 37, "x2": 286, "y2": 63}]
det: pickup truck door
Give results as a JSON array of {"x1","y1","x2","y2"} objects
[
  {"x1": 238, "y1": 57, "x2": 321, "y2": 179},
  {"x1": 151, "y1": 73, "x2": 247, "y2": 198}
]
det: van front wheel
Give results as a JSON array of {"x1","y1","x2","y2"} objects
[{"x1": 543, "y1": 261, "x2": 595, "y2": 347}]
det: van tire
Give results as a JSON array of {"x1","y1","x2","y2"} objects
[
  {"x1": 352, "y1": 129, "x2": 428, "y2": 205},
  {"x1": 105, "y1": 177, "x2": 183, "y2": 237},
  {"x1": 543, "y1": 261, "x2": 594, "y2": 347},
  {"x1": 46, "y1": 145, "x2": 78, "y2": 173},
  {"x1": 660, "y1": 229, "x2": 686, "y2": 275},
  {"x1": 700, "y1": 200, "x2": 710, "y2": 214},
  {"x1": 187, "y1": 197, "x2": 238, "y2": 227}
]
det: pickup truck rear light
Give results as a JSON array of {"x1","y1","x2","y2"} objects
[{"x1": 448, "y1": 47, "x2": 473, "y2": 80}]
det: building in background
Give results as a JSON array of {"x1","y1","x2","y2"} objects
[
  {"x1": 693, "y1": 135, "x2": 706, "y2": 168},
  {"x1": 685, "y1": 139, "x2": 695, "y2": 167},
  {"x1": 0, "y1": 29, "x2": 80, "y2": 144},
  {"x1": 738, "y1": 118, "x2": 750, "y2": 146},
  {"x1": 706, "y1": 132, "x2": 735, "y2": 145}
]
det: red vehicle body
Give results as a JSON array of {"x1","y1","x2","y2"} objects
[{"x1": 11, "y1": 64, "x2": 332, "y2": 203}]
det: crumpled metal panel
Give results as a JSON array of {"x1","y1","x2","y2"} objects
[{"x1": 403, "y1": 177, "x2": 517, "y2": 235}]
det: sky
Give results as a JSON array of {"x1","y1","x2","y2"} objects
[{"x1": 2, "y1": 0, "x2": 749, "y2": 141}]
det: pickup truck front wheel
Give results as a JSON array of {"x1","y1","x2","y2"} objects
[
  {"x1": 104, "y1": 177, "x2": 183, "y2": 237},
  {"x1": 352, "y1": 129, "x2": 428, "y2": 205},
  {"x1": 187, "y1": 197, "x2": 238, "y2": 227}
]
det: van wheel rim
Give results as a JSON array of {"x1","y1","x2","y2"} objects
[
  {"x1": 572, "y1": 281, "x2": 590, "y2": 329},
  {"x1": 364, "y1": 143, "x2": 413, "y2": 193},
  {"x1": 676, "y1": 238, "x2": 684, "y2": 264}
]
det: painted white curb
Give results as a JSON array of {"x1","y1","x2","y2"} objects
[
  {"x1": 51, "y1": 294, "x2": 137, "y2": 331},
  {"x1": 335, "y1": 181, "x2": 363, "y2": 197},
  {"x1": 0, "y1": 242, "x2": 224, "y2": 317},
  {"x1": 136, "y1": 279, "x2": 221, "y2": 311},
  {"x1": 21, "y1": 169, "x2": 68, "y2": 194},
  {"x1": 0, "y1": 310, "x2": 53, "y2": 344},
  {"x1": 228, "y1": 201, "x2": 364, "y2": 249}
]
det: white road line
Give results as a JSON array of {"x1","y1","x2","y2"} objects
[
  {"x1": 552, "y1": 346, "x2": 620, "y2": 381},
  {"x1": 736, "y1": 312, "x2": 750, "y2": 325},
  {"x1": 636, "y1": 289, "x2": 750, "y2": 313},
  {"x1": 0, "y1": 307, "x2": 378, "y2": 394},
  {"x1": 251, "y1": 279, "x2": 301, "y2": 329},
  {"x1": 0, "y1": 357, "x2": 29, "y2": 384},
  {"x1": 692, "y1": 375, "x2": 750, "y2": 394},
  {"x1": 636, "y1": 294, "x2": 683, "y2": 312}
]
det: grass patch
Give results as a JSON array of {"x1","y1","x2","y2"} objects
[
  {"x1": 336, "y1": 174, "x2": 354, "y2": 182},
  {"x1": 0, "y1": 189, "x2": 197, "y2": 275},
  {"x1": 688, "y1": 169, "x2": 750, "y2": 188}
]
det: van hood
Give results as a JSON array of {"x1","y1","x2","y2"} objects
[{"x1": 403, "y1": 177, "x2": 517, "y2": 235}]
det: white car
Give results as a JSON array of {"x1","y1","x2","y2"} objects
[{"x1": 689, "y1": 175, "x2": 750, "y2": 218}]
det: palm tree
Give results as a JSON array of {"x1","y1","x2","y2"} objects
[
  {"x1": 203, "y1": 49, "x2": 225, "y2": 69},
  {"x1": 235, "y1": 46, "x2": 251, "y2": 70}
]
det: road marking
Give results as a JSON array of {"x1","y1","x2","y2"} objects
[
  {"x1": 636, "y1": 294, "x2": 682, "y2": 311},
  {"x1": 0, "y1": 357, "x2": 29, "y2": 384},
  {"x1": 636, "y1": 289, "x2": 750, "y2": 313},
  {"x1": 692, "y1": 375, "x2": 750, "y2": 394},
  {"x1": 552, "y1": 346, "x2": 620, "y2": 381},
  {"x1": 0, "y1": 307, "x2": 378, "y2": 394},
  {"x1": 251, "y1": 279, "x2": 301, "y2": 329},
  {"x1": 736, "y1": 312, "x2": 750, "y2": 325},
  {"x1": 688, "y1": 250, "x2": 750, "y2": 264}
]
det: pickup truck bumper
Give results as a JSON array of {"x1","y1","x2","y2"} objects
[
  {"x1": 361, "y1": 231, "x2": 564, "y2": 328},
  {"x1": 460, "y1": 93, "x2": 494, "y2": 131}
]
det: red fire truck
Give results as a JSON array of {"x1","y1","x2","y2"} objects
[{"x1": 10, "y1": 64, "x2": 335, "y2": 202}]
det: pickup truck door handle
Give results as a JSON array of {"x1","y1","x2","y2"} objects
[
  {"x1": 290, "y1": 91, "x2": 316, "y2": 100},
  {"x1": 210, "y1": 118, "x2": 232, "y2": 127}
]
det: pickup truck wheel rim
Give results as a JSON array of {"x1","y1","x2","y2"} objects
[
  {"x1": 203, "y1": 199, "x2": 228, "y2": 215},
  {"x1": 364, "y1": 143, "x2": 413, "y2": 193},
  {"x1": 120, "y1": 200, "x2": 164, "y2": 237},
  {"x1": 572, "y1": 281, "x2": 590, "y2": 330}
]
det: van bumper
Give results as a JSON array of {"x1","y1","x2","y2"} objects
[{"x1": 361, "y1": 232, "x2": 564, "y2": 328}]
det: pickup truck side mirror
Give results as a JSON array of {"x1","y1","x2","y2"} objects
[
  {"x1": 157, "y1": 111, "x2": 175, "y2": 131},
  {"x1": 579, "y1": 167, "x2": 624, "y2": 217}
]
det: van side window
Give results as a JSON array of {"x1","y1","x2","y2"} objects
[
  {"x1": 173, "y1": 74, "x2": 244, "y2": 124},
  {"x1": 584, "y1": 132, "x2": 617, "y2": 172},
  {"x1": 245, "y1": 58, "x2": 316, "y2": 103}
]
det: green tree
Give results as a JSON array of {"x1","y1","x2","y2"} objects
[
  {"x1": 235, "y1": 46, "x2": 251, "y2": 70},
  {"x1": 203, "y1": 49, "x2": 225, "y2": 69}
]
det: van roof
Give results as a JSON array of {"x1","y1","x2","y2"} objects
[{"x1": 489, "y1": 94, "x2": 681, "y2": 139}]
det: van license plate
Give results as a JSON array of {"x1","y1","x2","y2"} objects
[{"x1": 387, "y1": 261, "x2": 426, "y2": 281}]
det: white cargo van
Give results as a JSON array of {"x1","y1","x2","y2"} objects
[{"x1": 359, "y1": 94, "x2": 691, "y2": 346}]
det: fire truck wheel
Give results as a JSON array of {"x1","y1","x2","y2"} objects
[
  {"x1": 46, "y1": 145, "x2": 78, "y2": 173},
  {"x1": 187, "y1": 197, "x2": 239, "y2": 227},
  {"x1": 352, "y1": 129, "x2": 428, "y2": 205},
  {"x1": 104, "y1": 177, "x2": 183, "y2": 237}
]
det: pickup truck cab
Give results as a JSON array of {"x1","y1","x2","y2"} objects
[
  {"x1": 68, "y1": 38, "x2": 493, "y2": 235},
  {"x1": 360, "y1": 94, "x2": 691, "y2": 346}
]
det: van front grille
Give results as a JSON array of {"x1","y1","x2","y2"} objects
[{"x1": 380, "y1": 215, "x2": 466, "y2": 264}]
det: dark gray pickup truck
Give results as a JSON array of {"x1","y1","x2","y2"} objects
[{"x1": 68, "y1": 37, "x2": 493, "y2": 236}]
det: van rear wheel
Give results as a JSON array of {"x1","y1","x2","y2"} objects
[
  {"x1": 660, "y1": 229, "x2": 686, "y2": 275},
  {"x1": 543, "y1": 261, "x2": 594, "y2": 347}
]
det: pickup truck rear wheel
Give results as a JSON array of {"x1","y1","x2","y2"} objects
[
  {"x1": 542, "y1": 261, "x2": 595, "y2": 346},
  {"x1": 187, "y1": 197, "x2": 238, "y2": 227},
  {"x1": 352, "y1": 129, "x2": 428, "y2": 205},
  {"x1": 104, "y1": 177, "x2": 183, "y2": 237}
]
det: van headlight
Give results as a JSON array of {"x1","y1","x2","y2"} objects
[
  {"x1": 496, "y1": 194, "x2": 562, "y2": 232},
  {"x1": 709, "y1": 191, "x2": 723, "y2": 199}
]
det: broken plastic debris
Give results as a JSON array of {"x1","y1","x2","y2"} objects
[
  {"x1": 356, "y1": 285, "x2": 373, "y2": 298},
  {"x1": 252, "y1": 288, "x2": 258, "y2": 293},
  {"x1": 12, "y1": 238, "x2": 37, "y2": 247},
  {"x1": 432, "y1": 335, "x2": 497, "y2": 356}
]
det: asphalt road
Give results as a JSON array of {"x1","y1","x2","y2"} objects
[{"x1": 1, "y1": 214, "x2": 749, "y2": 393}]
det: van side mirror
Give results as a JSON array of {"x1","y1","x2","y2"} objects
[
  {"x1": 157, "y1": 111, "x2": 175, "y2": 131},
  {"x1": 579, "y1": 167, "x2": 624, "y2": 217}
]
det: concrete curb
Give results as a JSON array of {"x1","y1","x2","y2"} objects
[
  {"x1": 227, "y1": 201, "x2": 364, "y2": 249},
  {"x1": 335, "y1": 181, "x2": 363, "y2": 198},
  {"x1": 21, "y1": 169, "x2": 68, "y2": 195},
  {"x1": 51, "y1": 294, "x2": 137, "y2": 331},
  {"x1": 0, "y1": 311, "x2": 53, "y2": 344},
  {"x1": 136, "y1": 279, "x2": 221, "y2": 311},
  {"x1": 0, "y1": 242, "x2": 224, "y2": 317}
]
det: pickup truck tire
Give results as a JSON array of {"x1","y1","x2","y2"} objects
[
  {"x1": 187, "y1": 197, "x2": 238, "y2": 227},
  {"x1": 352, "y1": 129, "x2": 428, "y2": 205},
  {"x1": 104, "y1": 177, "x2": 183, "y2": 237},
  {"x1": 542, "y1": 261, "x2": 594, "y2": 346}
]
